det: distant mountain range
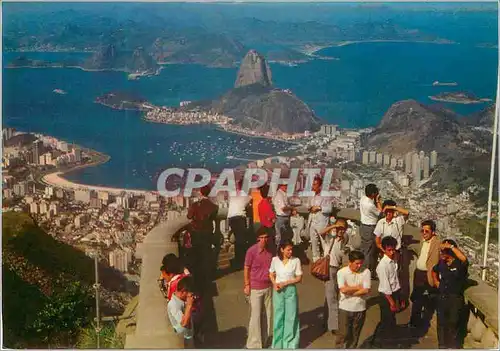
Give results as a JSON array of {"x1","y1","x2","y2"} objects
[
  {"x1": 366, "y1": 100, "x2": 496, "y2": 200},
  {"x1": 3, "y1": 3, "x2": 461, "y2": 68},
  {"x1": 84, "y1": 45, "x2": 158, "y2": 73}
]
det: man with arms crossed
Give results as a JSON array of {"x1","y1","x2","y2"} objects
[
  {"x1": 359, "y1": 184, "x2": 383, "y2": 275},
  {"x1": 336, "y1": 250, "x2": 371, "y2": 348},
  {"x1": 244, "y1": 227, "x2": 274, "y2": 348}
]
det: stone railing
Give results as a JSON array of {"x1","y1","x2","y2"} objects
[
  {"x1": 126, "y1": 207, "x2": 498, "y2": 349},
  {"x1": 125, "y1": 209, "x2": 228, "y2": 349},
  {"x1": 463, "y1": 279, "x2": 498, "y2": 348},
  {"x1": 125, "y1": 216, "x2": 189, "y2": 348}
]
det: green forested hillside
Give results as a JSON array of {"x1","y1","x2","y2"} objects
[{"x1": 2, "y1": 212, "x2": 130, "y2": 348}]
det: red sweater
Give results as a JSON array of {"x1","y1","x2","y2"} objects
[{"x1": 258, "y1": 197, "x2": 276, "y2": 228}]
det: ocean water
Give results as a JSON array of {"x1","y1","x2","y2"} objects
[{"x1": 3, "y1": 5, "x2": 498, "y2": 191}]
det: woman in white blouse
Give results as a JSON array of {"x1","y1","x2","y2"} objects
[{"x1": 269, "y1": 239, "x2": 303, "y2": 348}]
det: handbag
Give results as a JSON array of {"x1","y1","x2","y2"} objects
[{"x1": 310, "y1": 237, "x2": 335, "y2": 281}]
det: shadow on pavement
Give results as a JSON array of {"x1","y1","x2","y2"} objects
[
  {"x1": 299, "y1": 306, "x2": 327, "y2": 348},
  {"x1": 202, "y1": 326, "x2": 248, "y2": 348}
]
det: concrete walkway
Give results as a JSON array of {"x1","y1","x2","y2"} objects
[{"x1": 205, "y1": 253, "x2": 438, "y2": 349}]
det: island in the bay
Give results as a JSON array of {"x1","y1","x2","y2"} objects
[{"x1": 429, "y1": 91, "x2": 492, "y2": 104}]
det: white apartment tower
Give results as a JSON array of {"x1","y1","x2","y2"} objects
[{"x1": 430, "y1": 150, "x2": 438, "y2": 169}]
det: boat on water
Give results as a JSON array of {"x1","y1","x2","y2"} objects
[
  {"x1": 432, "y1": 81, "x2": 458, "y2": 87},
  {"x1": 53, "y1": 89, "x2": 67, "y2": 95}
]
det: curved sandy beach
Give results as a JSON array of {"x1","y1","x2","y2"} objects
[{"x1": 42, "y1": 171, "x2": 156, "y2": 196}]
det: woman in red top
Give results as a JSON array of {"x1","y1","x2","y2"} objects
[{"x1": 258, "y1": 184, "x2": 277, "y2": 250}]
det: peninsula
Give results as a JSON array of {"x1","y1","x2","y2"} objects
[
  {"x1": 429, "y1": 92, "x2": 492, "y2": 104},
  {"x1": 95, "y1": 92, "x2": 155, "y2": 111},
  {"x1": 144, "y1": 50, "x2": 321, "y2": 140}
]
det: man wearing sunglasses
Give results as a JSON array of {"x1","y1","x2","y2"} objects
[{"x1": 408, "y1": 220, "x2": 441, "y2": 333}]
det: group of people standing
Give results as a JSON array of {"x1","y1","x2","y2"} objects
[
  {"x1": 358, "y1": 183, "x2": 470, "y2": 349},
  {"x1": 163, "y1": 179, "x2": 470, "y2": 349}
]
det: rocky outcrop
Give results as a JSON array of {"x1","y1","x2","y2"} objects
[
  {"x1": 85, "y1": 44, "x2": 118, "y2": 70},
  {"x1": 366, "y1": 99, "x2": 461, "y2": 154},
  {"x1": 365, "y1": 100, "x2": 495, "y2": 200},
  {"x1": 234, "y1": 50, "x2": 272, "y2": 88},
  {"x1": 211, "y1": 84, "x2": 320, "y2": 134}
]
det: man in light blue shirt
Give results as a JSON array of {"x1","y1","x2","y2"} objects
[{"x1": 167, "y1": 276, "x2": 195, "y2": 348}]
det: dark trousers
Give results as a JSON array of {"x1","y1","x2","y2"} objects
[
  {"x1": 437, "y1": 294, "x2": 464, "y2": 349},
  {"x1": 190, "y1": 242, "x2": 215, "y2": 295},
  {"x1": 359, "y1": 224, "x2": 377, "y2": 272},
  {"x1": 229, "y1": 216, "x2": 248, "y2": 268},
  {"x1": 373, "y1": 290, "x2": 401, "y2": 347},
  {"x1": 337, "y1": 309, "x2": 366, "y2": 348},
  {"x1": 410, "y1": 269, "x2": 437, "y2": 329}
]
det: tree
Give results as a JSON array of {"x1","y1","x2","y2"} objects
[{"x1": 30, "y1": 281, "x2": 94, "y2": 347}]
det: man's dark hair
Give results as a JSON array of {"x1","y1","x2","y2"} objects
[
  {"x1": 441, "y1": 239, "x2": 459, "y2": 258},
  {"x1": 382, "y1": 199, "x2": 397, "y2": 209},
  {"x1": 161, "y1": 253, "x2": 184, "y2": 275},
  {"x1": 162, "y1": 253, "x2": 177, "y2": 267},
  {"x1": 259, "y1": 184, "x2": 270, "y2": 198},
  {"x1": 421, "y1": 219, "x2": 436, "y2": 232},
  {"x1": 256, "y1": 226, "x2": 270, "y2": 238},
  {"x1": 164, "y1": 258, "x2": 183, "y2": 275},
  {"x1": 200, "y1": 184, "x2": 212, "y2": 197},
  {"x1": 177, "y1": 276, "x2": 194, "y2": 292},
  {"x1": 348, "y1": 250, "x2": 365, "y2": 262},
  {"x1": 381, "y1": 236, "x2": 398, "y2": 249},
  {"x1": 365, "y1": 184, "x2": 379, "y2": 197}
]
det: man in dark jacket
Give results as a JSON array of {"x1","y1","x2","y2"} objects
[{"x1": 187, "y1": 185, "x2": 219, "y2": 293}]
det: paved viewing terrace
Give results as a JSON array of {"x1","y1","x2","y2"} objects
[{"x1": 126, "y1": 208, "x2": 498, "y2": 349}]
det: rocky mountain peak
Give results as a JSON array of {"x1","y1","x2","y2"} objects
[{"x1": 234, "y1": 50, "x2": 272, "y2": 88}]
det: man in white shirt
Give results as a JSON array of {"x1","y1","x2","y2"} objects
[
  {"x1": 374, "y1": 200, "x2": 410, "y2": 263},
  {"x1": 359, "y1": 184, "x2": 382, "y2": 274},
  {"x1": 228, "y1": 180, "x2": 251, "y2": 269},
  {"x1": 374, "y1": 236, "x2": 404, "y2": 347},
  {"x1": 336, "y1": 250, "x2": 371, "y2": 348},
  {"x1": 318, "y1": 218, "x2": 349, "y2": 334},
  {"x1": 307, "y1": 175, "x2": 334, "y2": 262},
  {"x1": 272, "y1": 184, "x2": 294, "y2": 247}
]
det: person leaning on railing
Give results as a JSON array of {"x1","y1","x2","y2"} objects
[{"x1": 431, "y1": 239, "x2": 469, "y2": 349}]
